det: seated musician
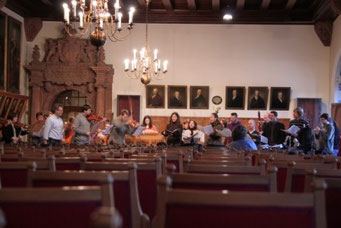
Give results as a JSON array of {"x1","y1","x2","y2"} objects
[
  {"x1": 182, "y1": 120, "x2": 205, "y2": 145},
  {"x1": 28, "y1": 112, "x2": 45, "y2": 145},
  {"x1": 2, "y1": 112, "x2": 28, "y2": 144},
  {"x1": 141, "y1": 115, "x2": 158, "y2": 135},
  {"x1": 162, "y1": 112, "x2": 183, "y2": 145},
  {"x1": 229, "y1": 125, "x2": 257, "y2": 151},
  {"x1": 206, "y1": 113, "x2": 224, "y2": 146},
  {"x1": 247, "y1": 119, "x2": 261, "y2": 145}
]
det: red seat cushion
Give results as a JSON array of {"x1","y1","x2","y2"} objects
[
  {"x1": 113, "y1": 181, "x2": 131, "y2": 228},
  {"x1": 137, "y1": 170, "x2": 157, "y2": 219},
  {"x1": 0, "y1": 169, "x2": 28, "y2": 187},
  {"x1": 276, "y1": 167, "x2": 287, "y2": 192},
  {"x1": 166, "y1": 205, "x2": 314, "y2": 228},
  {"x1": 55, "y1": 163, "x2": 81, "y2": 170},
  {"x1": 0, "y1": 201, "x2": 100, "y2": 228},
  {"x1": 291, "y1": 174, "x2": 305, "y2": 193},
  {"x1": 325, "y1": 188, "x2": 341, "y2": 228}
]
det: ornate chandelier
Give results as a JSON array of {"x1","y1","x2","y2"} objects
[
  {"x1": 123, "y1": 0, "x2": 168, "y2": 85},
  {"x1": 62, "y1": 0, "x2": 135, "y2": 47}
]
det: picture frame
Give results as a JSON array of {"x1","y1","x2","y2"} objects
[
  {"x1": 247, "y1": 87, "x2": 269, "y2": 110},
  {"x1": 270, "y1": 87, "x2": 291, "y2": 110},
  {"x1": 6, "y1": 16, "x2": 21, "y2": 93},
  {"x1": 190, "y1": 86, "x2": 209, "y2": 109},
  {"x1": 225, "y1": 86, "x2": 245, "y2": 110},
  {"x1": 167, "y1": 85, "x2": 187, "y2": 109},
  {"x1": 146, "y1": 85, "x2": 165, "y2": 108},
  {"x1": 0, "y1": 12, "x2": 5, "y2": 90}
]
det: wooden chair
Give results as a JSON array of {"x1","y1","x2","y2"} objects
[
  {"x1": 0, "y1": 161, "x2": 37, "y2": 187},
  {"x1": 186, "y1": 159, "x2": 266, "y2": 175},
  {"x1": 82, "y1": 161, "x2": 161, "y2": 221},
  {"x1": 167, "y1": 166, "x2": 277, "y2": 192},
  {"x1": 0, "y1": 187, "x2": 109, "y2": 228},
  {"x1": 90, "y1": 207, "x2": 123, "y2": 228},
  {"x1": 152, "y1": 176, "x2": 327, "y2": 228},
  {"x1": 28, "y1": 169, "x2": 149, "y2": 228}
]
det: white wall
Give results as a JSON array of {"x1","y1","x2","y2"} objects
[
  {"x1": 330, "y1": 16, "x2": 341, "y2": 103},
  {"x1": 28, "y1": 21, "x2": 330, "y2": 120}
]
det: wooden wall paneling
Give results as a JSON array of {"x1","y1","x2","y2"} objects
[
  {"x1": 297, "y1": 98, "x2": 322, "y2": 127},
  {"x1": 331, "y1": 103, "x2": 341, "y2": 129}
]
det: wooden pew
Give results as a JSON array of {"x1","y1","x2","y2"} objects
[
  {"x1": 152, "y1": 176, "x2": 327, "y2": 228},
  {"x1": 0, "y1": 187, "x2": 108, "y2": 228},
  {"x1": 28, "y1": 169, "x2": 149, "y2": 228},
  {"x1": 82, "y1": 161, "x2": 161, "y2": 221}
]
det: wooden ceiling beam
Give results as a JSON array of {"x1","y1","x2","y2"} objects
[
  {"x1": 285, "y1": 0, "x2": 297, "y2": 10},
  {"x1": 162, "y1": 0, "x2": 173, "y2": 11},
  {"x1": 187, "y1": 0, "x2": 196, "y2": 11},
  {"x1": 237, "y1": 0, "x2": 245, "y2": 9},
  {"x1": 260, "y1": 0, "x2": 271, "y2": 9},
  {"x1": 212, "y1": 0, "x2": 220, "y2": 11}
]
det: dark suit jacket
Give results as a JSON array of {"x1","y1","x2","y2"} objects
[
  {"x1": 2, "y1": 124, "x2": 27, "y2": 144},
  {"x1": 250, "y1": 96, "x2": 265, "y2": 109},
  {"x1": 262, "y1": 121, "x2": 285, "y2": 145}
]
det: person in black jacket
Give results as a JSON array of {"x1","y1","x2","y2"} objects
[
  {"x1": 162, "y1": 112, "x2": 183, "y2": 145},
  {"x1": 262, "y1": 111, "x2": 286, "y2": 145},
  {"x1": 2, "y1": 112, "x2": 28, "y2": 144}
]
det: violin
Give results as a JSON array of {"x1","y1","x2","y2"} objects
[
  {"x1": 257, "y1": 111, "x2": 262, "y2": 132},
  {"x1": 87, "y1": 114, "x2": 103, "y2": 122},
  {"x1": 128, "y1": 118, "x2": 139, "y2": 128}
]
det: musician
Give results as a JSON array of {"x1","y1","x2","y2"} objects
[
  {"x1": 289, "y1": 107, "x2": 310, "y2": 130},
  {"x1": 182, "y1": 120, "x2": 205, "y2": 145},
  {"x1": 183, "y1": 119, "x2": 189, "y2": 131},
  {"x1": 226, "y1": 112, "x2": 242, "y2": 144},
  {"x1": 170, "y1": 91, "x2": 183, "y2": 107},
  {"x1": 109, "y1": 109, "x2": 139, "y2": 147},
  {"x1": 74, "y1": 105, "x2": 92, "y2": 145},
  {"x1": 262, "y1": 111, "x2": 286, "y2": 145},
  {"x1": 142, "y1": 115, "x2": 158, "y2": 134},
  {"x1": 247, "y1": 119, "x2": 261, "y2": 145},
  {"x1": 64, "y1": 117, "x2": 74, "y2": 144},
  {"x1": 250, "y1": 90, "x2": 266, "y2": 109},
  {"x1": 162, "y1": 112, "x2": 183, "y2": 145},
  {"x1": 29, "y1": 112, "x2": 45, "y2": 145},
  {"x1": 206, "y1": 113, "x2": 224, "y2": 146},
  {"x1": 43, "y1": 104, "x2": 64, "y2": 147},
  {"x1": 314, "y1": 113, "x2": 335, "y2": 155},
  {"x1": 229, "y1": 125, "x2": 257, "y2": 151},
  {"x1": 2, "y1": 112, "x2": 28, "y2": 144}
]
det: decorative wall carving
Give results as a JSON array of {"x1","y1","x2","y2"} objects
[
  {"x1": 25, "y1": 35, "x2": 114, "y2": 123},
  {"x1": 24, "y1": 17, "x2": 42, "y2": 42},
  {"x1": 314, "y1": 20, "x2": 333, "y2": 47}
]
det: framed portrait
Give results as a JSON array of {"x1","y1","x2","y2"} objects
[
  {"x1": 270, "y1": 87, "x2": 291, "y2": 110},
  {"x1": 6, "y1": 16, "x2": 21, "y2": 93},
  {"x1": 146, "y1": 85, "x2": 165, "y2": 108},
  {"x1": 247, "y1": 87, "x2": 268, "y2": 110},
  {"x1": 225, "y1": 86, "x2": 245, "y2": 110},
  {"x1": 0, "y1": 12, "x2": 5, "y2": 90},
  {"x1": 190, "y1": 86, "x2": 209, "y2": 109},
  {"x1": 167, "y1": 85, "x2": 187, "y2": 109}
]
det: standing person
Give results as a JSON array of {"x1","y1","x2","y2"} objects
[
  {"x1": 162, "y1": 112, "x2": 183, "y2": 145},
  {"x1": 206, "y1": 113, "x2": 224, "y2": 146},
  {"x1": 262, "y1": 111, "x2": 286, "y2": 145},
  {"x1": 229, "y1": 125, "x2": 258, "y2": 151},
  {"x1": 141, "y1": 115, "x2": 158, "y2": 134},
  {"x1": 182, "y1": 120, "x2": 205, "y2": 146},
  {"x1": 64, "y1": 117, "x2": 75, "y2": 145},
  {"x1": 29, "y1": 112, "x2": 45, "y2": 146},
  {"x1": 109, "y1": 109, "x2": 139, "y2": 147},
  {"x1": 289, "y1": 107, "x2": 310, "y2": 130},
  {"x1": 314, "y1": 113, "x2": 335, "y2": 155},
  {"x1": 247, "y1": 119, "x2": 261, "y2": 146},
  {"x1": 2, "y1": 112, "x2": 28, "y2": 144},
  {"x1": 74, "y1": 105, "x2": 92, "y2": 145},
  {"x1": 226, "y1": 112, "x2": 242, "y2": 144},
  {"x1": 43, "y1": 104, "x2": 64, "y2": 147}
]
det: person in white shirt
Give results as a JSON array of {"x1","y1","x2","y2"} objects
[
  {"x1": 43, "y1": 104, "x2": 64, "y2": 147},
  {"x1": 182, "y1": 120, "x2": 205, "y2": 146}
]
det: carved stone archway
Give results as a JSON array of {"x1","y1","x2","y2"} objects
[{"x1": 25, "y1": 35, "x2": 114, "y2": 123}]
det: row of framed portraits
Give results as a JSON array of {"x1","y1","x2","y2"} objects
[
  {"x1": 146, "y1": 85, "x2": 291, "y2": 110},
  {"x1": 0, "y1": 12, "x2": 21, "y2": 93}
]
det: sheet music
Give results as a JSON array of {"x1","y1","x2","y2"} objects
[
  {"x1": 216, "y1": 128, "x2": 232, "y2": 137},
  {"x1": 260, "y1": 135, "x2": 268, "y2": 144},
  {"x1": 102, "y1": 125, "x2": 113, "y2": 135},
  {"x1": 132, "y1": 126, "x2": 145, "y2": 136},
  {"x1": 282, "y1": 125, "x2": 300, "y2": 135},
  {"x1": 202, "y1": 125, "x2": 214, "y2": 135}
]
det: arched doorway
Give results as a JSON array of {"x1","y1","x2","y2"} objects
[{"x1": 53, "y1": 90, "x2": 88, "y2": 121}]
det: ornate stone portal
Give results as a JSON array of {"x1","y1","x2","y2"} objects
[{"x1": 25, "y1": 35, "x2": 114, "y2": 123}]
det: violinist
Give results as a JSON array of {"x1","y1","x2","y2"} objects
[
  {"x1": 28, "y1": 112, "x2": 45, "y2": 145},
  {"x1": 2, "y1": 112, "x2": 28, "y2": 144},
  {"x1": 74, "y1": 105, "x2": 92, "y2": 145},
  {"x1": 109, "y1": 109, "x2": 139, "y2": 147}
]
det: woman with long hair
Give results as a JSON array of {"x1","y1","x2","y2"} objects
[
  {"x1": 141, "y1": 115, "x2": 158, "y2": 134},
  {"x1": 162, "y1": 112, "x2": 183, "y2": 145},
  {"x1": 182, "y1": 120, "x2": 205, "y2": 145}
]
